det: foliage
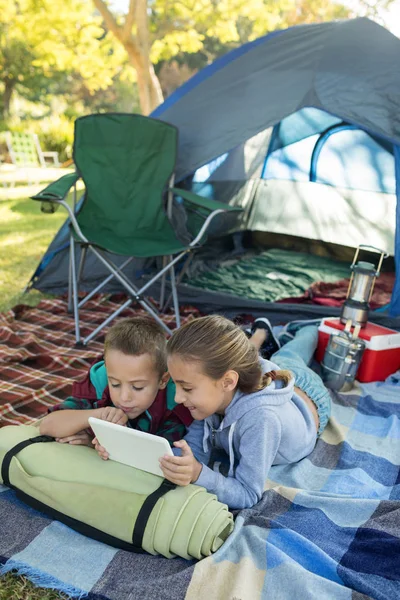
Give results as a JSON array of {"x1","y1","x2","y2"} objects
[
  {"x1": 1, "y1": 114, "x2": 74, "y2": 162},
  {"x1": 95, "y1": 0, "x2": 396, "y2": 113},
  {"x1": 36, "y1": 116, "x2": 75, "y2": 162},
  {"x1": 149, "y1": 0, "x2": 353, "y2": 62},
  {"x1": 1, "y1": 0, "x2": 396, "y2": 118},
  {"x1": 0, "y1": 0, "x2": 129, "y2": 118},
  {"x1": 92, "y1": 0, "x2": 357, "y2": 113}
]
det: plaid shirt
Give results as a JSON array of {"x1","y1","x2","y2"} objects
[{"x1": 49, "y1": 358, "x2": 193, "y2": 445}]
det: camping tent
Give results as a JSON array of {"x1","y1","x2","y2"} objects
[{"x1": 29, "y1": 17, "x2": 400, "y2": 323}]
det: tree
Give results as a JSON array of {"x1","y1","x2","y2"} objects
[
  {"x1": 0, "y1": 0, "x2": 125, "y2": 119},
  {"x1": 92, "y1": 0, "x2": 163, "y2": 117},
  {"x1": 92, "y1": 0, "x2": 398, "y2": 116}
]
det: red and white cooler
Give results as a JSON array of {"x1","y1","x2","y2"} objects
[{"x1": 316, "y1": 318, "x2": 400, "y2": 383}]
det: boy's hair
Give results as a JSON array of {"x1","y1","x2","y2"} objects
[
  {"x1": 104, "y1": 316, "x2": 167, "y2": 376},
  {"x1": 167, "y1": 315, "x2": 291, "y2": 393}
]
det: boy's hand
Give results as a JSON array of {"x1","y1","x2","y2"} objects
[
  {"x1": 91, "y1": 407, "x2": 127, "y2": 461},
  {"x1": 159, "y1": 440, "x2": 202, "y2": 486},
  {"x1": 95, "y1": 406, "x2": 128, "y2": 426},
  {"x1": 56, "y1": 430, "x2": 93, "y2": 447},
  {"x1": 92, "y1": 437, "x2": 109, "y2": 460}
]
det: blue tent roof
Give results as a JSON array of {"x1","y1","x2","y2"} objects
[{"x1": 151, "y1": 18, "x2": 400, "y2": 316}]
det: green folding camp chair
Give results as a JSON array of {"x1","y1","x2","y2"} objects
[{"x1": 31, "y1": 113, "x2": 241, "y2": 345}]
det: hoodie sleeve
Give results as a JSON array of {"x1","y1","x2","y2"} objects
[
  {"x1": 195, "y1": 409, "x2": 282, "y2": 509},
  {"x1": 172, "y1": 419, "x2": 212, "y2": 465}
]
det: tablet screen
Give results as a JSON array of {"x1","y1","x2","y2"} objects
[{"x1": 88, "y1": 417, "x2": 173, "y2": 477}]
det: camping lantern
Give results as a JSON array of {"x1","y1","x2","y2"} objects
[
  {"x1": 321, "y1": 321, "x2": 366, "y2": 391},
  {"x1": 340, "y1": 245, "x2": 387, "y2": 328}
]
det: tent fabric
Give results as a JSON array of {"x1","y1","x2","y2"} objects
[
  {"x1": 29, "y1": 18, "x2": 400, "y2": 319},
  {"x1": 393, "y1": 145, "x2": 400, "y2": 315},
  {"x1": 262, "y1": 116, "x2": 396, "y2": 194},
  {"x1": 267, "y1": 108, "x2": 342, "y2": 153},
  {"x1": 152, "y1": 17, "x2": 400, "y2": 316},
  {"x1": 247, "y1": 180, "x2": 396, "y2": 256},
  {"x1": 152, "y1": 18, "x2": 400, "y2": 180}
]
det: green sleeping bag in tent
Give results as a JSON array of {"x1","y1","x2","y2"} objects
[{"x1": 0, "y1": 425, "x2": 234, "y2": 559}]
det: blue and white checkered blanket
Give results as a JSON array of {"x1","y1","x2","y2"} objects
[{"x1": 1, "y1": 376, "x2": 400, "y2": 600}]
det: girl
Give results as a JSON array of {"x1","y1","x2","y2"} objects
[{"x1": 159, "y1": 315, "x2": 331, "y2": 509}]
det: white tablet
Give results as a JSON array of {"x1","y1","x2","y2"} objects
[{"x1": 88, "y1": 417, "x2": 173, "y2": 477}]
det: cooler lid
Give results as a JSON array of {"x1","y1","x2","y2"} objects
[{"x1": 320, "y1": 318, "x2": 400, "y2": 350}]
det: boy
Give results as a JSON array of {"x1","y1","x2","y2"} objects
[{"x1": 40, "y1": 316, "x2": 193, "y2": 456}]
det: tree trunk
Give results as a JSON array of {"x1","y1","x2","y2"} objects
[
  {"x1": 91, "y1": 0, "x2": 164, "y2": 115},
  {"x1": 2, "y1": 79, "x2": 14, "y2": 119},
  {"x1": 125, "y1": 42, "x2": 163, "y2": 115}
]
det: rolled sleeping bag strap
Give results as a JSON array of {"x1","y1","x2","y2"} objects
[
  {"x1": 0, "y1": 425, "x2": 234, "y2": 558},
  {"x1": 1, "y1": 435, "x2": 55, "y2": 488},
  {"x1": 2, "y1": 434, "x2": 178, "y2": 552},
  {"x1": 132, "y1": 479, "x2": 177, "y2": 549}
]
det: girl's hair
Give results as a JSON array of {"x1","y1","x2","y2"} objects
[
  {"x1": 167, "y1": 315, "x2": 291, "y2": 392},
  {"x1": 104, "y1": 316, "x2": 167, "y2": 376}
]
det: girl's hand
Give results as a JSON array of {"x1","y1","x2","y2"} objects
[
  {"x1": 159, "y1": 440, "x2": 202, "y2": 486},
  {"x1": 95, "y1": 406, "x2": 128, "y2": 426},
  {"x1": 92, "y1": 437, "x2": 109, "y2": 460},
  {"x1": 56, "y1": 430, "x2": 93, "y2": 447}
]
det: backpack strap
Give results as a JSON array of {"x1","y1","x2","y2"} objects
[{"x1": 1, "y1": 435, "x2": 55, "y2": 487}]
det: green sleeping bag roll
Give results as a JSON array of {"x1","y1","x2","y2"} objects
[{"x1": 0, "y1": 425, "x2": 234, "y2": 560}]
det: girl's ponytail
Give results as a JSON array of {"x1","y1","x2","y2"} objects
[
  {"x1": 260, "y1": 369, "x2": 292, "y2": 390},
  {"x1": 167, "y1": 315, "x2": 293, "y2": 393}
]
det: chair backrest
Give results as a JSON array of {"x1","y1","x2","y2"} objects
[
  {"x1": 6, "y1": 132, "x2": 43, "y2": 167},
  {"x1": 73, "y1": 114, "x2": 178, "y2": 247}
]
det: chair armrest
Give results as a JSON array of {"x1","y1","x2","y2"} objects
[
  {"x1": 170, "y1": 187, "x2": 243, "y2": 248},
  {"x1": 170, "y1": 187, "x2": 243, "y2": 213},
  {"x1": 41, "y1": 152, "x2": 60, "y2": 167},
  {"x1": 31, "y1": 172, "x2": 81, "y2": 202}
]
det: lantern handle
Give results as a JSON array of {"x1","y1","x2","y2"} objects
[
  {"x1": 351, "y1": 245, "x2": 388, "y2": 274},
  {"x1": 357, "y1": 244, "x2": 389, "y2": 258}
]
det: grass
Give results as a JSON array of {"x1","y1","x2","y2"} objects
[
  {"x1": 0, "y1": 573, "x2": 69, "y2": 600},
  {"x1": 0, "y1": 182, "x2": 79, "y2": 312},
  {"x1": 0, "y1": 182, "x2": 79, "y2": 599}
]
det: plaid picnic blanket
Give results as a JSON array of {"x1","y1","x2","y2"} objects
[
  {"x1": 0, "y1": 295, "x2": 200, "y2": 428},
  {"x1": 1, "y1": 377, "x2": 400, "y2": 599}
]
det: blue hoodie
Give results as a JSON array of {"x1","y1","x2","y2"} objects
[{"x1": 179, "y1": 358, "x2": 317, "y2": 510}]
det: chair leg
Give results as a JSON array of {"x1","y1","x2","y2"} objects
[
  {"x1": 137, "y1": 298, "x2": 172, "y2": 335},
  {"x1": 69, "y1": 234, "x2": 81, "y2": 345},
  {"x1": 77, "y1": 245, "x2": 88, "y2": 288},
  {"x1": 85, "y1": 246, "x2": 175, "y2": 339},
  {"x1": 163, "y1": 254, "x2": 194, "y2": 312},
  {"x1": 78, "y1": 257, "x2": 135, "y2": 310},
  {"x1": 159, "y1": 256, "x2": 168, "y2": 309},
  {"x1": 77, "y1": 245, "x2": 188, "y2": 344},
  {"x1": 83, "y1": 297, "x2": 134, "y2": 345},
  {"x1": 169, "y1": 265, "x2": 181, "y2": 329},
  {"x1": 67, "y1": 242, "x2": 73, "y2": 313},
  {"x1": 85, "y1": 248, "x2": 151, "y2": 309}
]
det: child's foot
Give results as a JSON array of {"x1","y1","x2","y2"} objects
[
  {"x1": 279, "y1": 318, "x2": 322, "y2": 345},
  {"x1": 250, "y1": 327, "x2": 267, "y2": 349},
  {"x1": 251, "y1": 317, "x2": 281, "y2": 360},
  {"x1": 242, "y1": 325, "x2": 252, "y2": 339}
]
